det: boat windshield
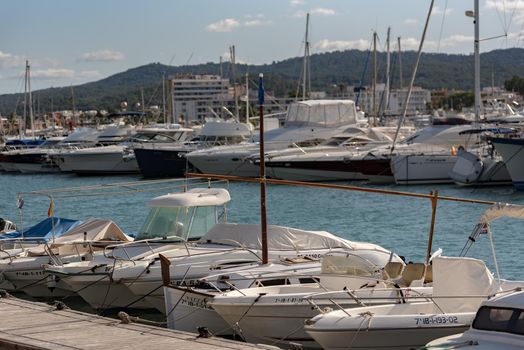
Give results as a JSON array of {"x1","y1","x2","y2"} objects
[
  {"x1": 472, "y1": 305, "x2": 524, "y2": 336},
  {"x1": 136, "y1": 205, "x2": 218, "y2": 241}
]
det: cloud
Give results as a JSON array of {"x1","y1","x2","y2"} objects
[
  {"x1": 80, "y1": 50, "x2": 125, "y2": 62},
  {"x1": 404, "y1": 18, "x2": 419, "y2": 26},
  {"x1": 78, "y1": 70, "x2": 103, "y2": 79},
  {"x1": 432, "y1": 6, "x2": 453, "y2": 16},
  {"x1": 31, "y1": 68, "x2": 75, "y2": 79},
  {"x1": 289, "y1": 0, "x2": 303, "y2": 6},
  {"x1": 314, "y1": 39, "x2": 370, "y2": 51},
  {"x1": 485, "y1": 0, "x2": 524, "y2": 24},
  {"x1": 205, "y1": 18, "x2": 240, "y2": 32},
  {"x1": 244, "y1": 19, "x2": 272, "y2": 27},
  {"x1": 0, "y1": 51, "x2": 26, "y2": 68},
  {"x1": 294, "y1": 8, "x2": 336, "y2": 18}
]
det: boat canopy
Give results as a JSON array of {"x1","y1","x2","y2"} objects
[
  {"x1": 478, "y1": 203, "x2": 524, "y2": 225},
  {"x1": 199, "y1": 223, "x2": 388, "y2": 252},
  {"x1": 1, "y1": 217, "x2": 82, "y2": 241},
  {"x1": 53, "y1": 219, "x2": 132, "y2": 244},
  {"x1": 284, "y1": 100, "x2": 357, "y2": 128},
  {"x1": 147, "y1": 188, "x2": 231, "y2": 208}
]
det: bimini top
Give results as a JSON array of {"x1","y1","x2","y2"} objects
[
  {"x1": 478, "y1": 202, "x2": 524, "y2": 225},
  {"x1": 147, "y1": 188, "x2": 231, "y2": 208},
  {"x1": 284, "y1": 99, "x2": 357, "y2": 128},
  {"x1": 199, "y1": 223, "x2": 390, "y2": 252}
]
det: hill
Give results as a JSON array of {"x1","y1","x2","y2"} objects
[{"x1": 0, "y1": 48, "x2": 523, "y2": 116}]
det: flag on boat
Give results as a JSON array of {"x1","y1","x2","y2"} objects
[
  {"x1": 17, "y1": 195, "x2": 24, "y2": 209},
  {"x1": 47, "y1": 199, "x2": 54, "y2": 217},
  {"x1": 258, "y1": 73, "x2": 264, "y2": 105}
]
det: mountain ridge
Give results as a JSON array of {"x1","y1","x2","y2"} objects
[{"x1": 0, "y1": 48, "x2": 522, "y2": 115}]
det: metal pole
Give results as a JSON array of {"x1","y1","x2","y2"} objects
[
  {"x1": 426, "y1": 190, "x2": 439, "y2": 263},
  {"x1": 373, "y1": 31, "x2": 377, "y2": 126},
  {"x1": 474, "y1": 0, "x2": 481, "y2": 124},
  {"x1": 258, "y1": 73, "x2": 268, "y2": 264},
  {"x1": 398, "y1": 37, "x2": 403, "y2": 90}
]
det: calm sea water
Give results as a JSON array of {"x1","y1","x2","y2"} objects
[{"x1": 1, "y1": 172, "x2": 524, "y2": 280}]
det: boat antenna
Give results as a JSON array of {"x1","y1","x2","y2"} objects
[
  {"x1": 391, "y1": 0, "x2": 435, "y2": 152},
  {"x1": 258, "y1": 73, "x2": 268, "y2": 264}
]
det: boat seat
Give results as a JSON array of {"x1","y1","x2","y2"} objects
[
  {"x1": 381, "y1": 261, "x2": 404, "y2": 279},
  {"x1": 424, "y1": 264, "x2": 433, "y2": 283},
  {"x1": 399, "y1": 263, "x2": 426, "y2": 287}
]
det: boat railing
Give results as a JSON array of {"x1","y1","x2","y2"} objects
[{"x1": 103, "y1": 235, "x2": 191, "y2": 264}]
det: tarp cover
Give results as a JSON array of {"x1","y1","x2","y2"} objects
[
  {"x1": 26, "y1": 219, "x2": 133, "y2": 256},
  {"x1": 432, "y1": 256, "x2": 494, "y2": 313},
  {"x1": 199, "y1": 223, "x2": 389, "y2": 252},
  {"x1": 53, "y1": 218, "x2": 133, "y2": 244},
  {"x1": 0, "y1": 217, "x2": 82, "y2": 240}
]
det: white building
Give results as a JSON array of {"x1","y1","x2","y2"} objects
[
  {"x1": 347, "y1": 84, "x2": 431, "y2": 116},
  {"x1": 168, "y1": 74, "x2": 232, "y2": 125}
]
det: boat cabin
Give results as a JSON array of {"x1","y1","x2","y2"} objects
[
  {"x1": 471, "y1": 291, "x2": 524, "y2": 337},
  {"x1": 136, "y1": 188, "x2": 231, "y2": 241}
]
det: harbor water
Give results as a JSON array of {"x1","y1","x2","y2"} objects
[{"x1": 1, "y1": 172, "x2": 524, "y2": 282}]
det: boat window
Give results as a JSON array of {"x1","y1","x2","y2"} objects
[
  {"x1": 136, "y1": 205, "x2": 216, "y2": 241},
  {"x1": 473, "y1": 306, "x2": 524, "y2": 335},
  {"x1": 259, "y1": 278, "x2": 288, "y2": 286},
  {"x1": 187, "y1": 206, "x2": 217, "y2": 240}
]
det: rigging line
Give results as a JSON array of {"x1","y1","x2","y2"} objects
[
  {"x1": 506, "y1": 0, "x2": 522, "y2": 33},
  {"x1": 436, "y1": 0, "x2": 450, "y2": 53}
]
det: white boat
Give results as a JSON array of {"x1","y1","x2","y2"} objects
[
  {"x1": 203, "y1": 256, "x2": 426, "y2": 347},
  {"x1": 303, "y1": 202, "x2": 524, "y2": 350},
  {"x1": 134, "y1": 120, "x2": 253, "y2": 178},
  {"x1": 389, "y1": 124, "x2": 490, "y2": 185},
  {"x1": 0, "y1": 219, "x2": 133, "y2": 298},
  {"x1": 448, "y1": 147, "x2": 511, "y2": 186},
  {"x1": 304, "y1": 256, "x2": 521, "y2": 350},
  {"x1": 427, "y1": 290, "x2": 524, "y2": 349},
  {"x1": 185, "y1": 99, "x2": 363, "y2": 178},
  {"x1": 490, "y1": 137, "x2": 524, "y2": 190}
]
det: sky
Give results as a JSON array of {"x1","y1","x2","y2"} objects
[{"x1": 0, "y1": 0, "x2": 523, "y2": 95}]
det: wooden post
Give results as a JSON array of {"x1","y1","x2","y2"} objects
[
  {"x1": 159, "y1": 254, "x2": 172, "y2": 286},
  {"x1": 426, "y1": 190, "x2": 439, "y2": 263}
]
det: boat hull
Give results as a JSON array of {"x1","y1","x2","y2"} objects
[
  {"x1": 391, "y1": 154, "x2": 457, "y2": 185},
  {"x1": 134, "y1": 147, "x2": 191, "y2": 178},
  {"x1": 491, "y1": 138, "x2": 524, "y2": 190}
]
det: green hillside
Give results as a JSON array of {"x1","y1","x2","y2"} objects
[{"x1": 0, "y1": 48, "x2": 522, "y2": 116}]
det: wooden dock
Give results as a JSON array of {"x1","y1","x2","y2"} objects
[{"x1": 0, "y1": 295, "x2": 275, "y2": 350}]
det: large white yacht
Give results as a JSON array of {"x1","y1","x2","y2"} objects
[{"x1": 185, "y1": 99, "x2": 364, "y2": 178}]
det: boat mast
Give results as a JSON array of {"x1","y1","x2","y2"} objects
[
  {"x1": 162, "y1": 73, "x2": 167, "y2": 124},
  {"x1": 26, "y1": 60, "x2": 35, "y2": 140},
  {"x1": 391, "y1": 0, "x2": 435, "y2": 150},
  {"x1": 245, "y1": 73, "x2": 249, "y2": 123},
  {"x1": 398, "y1": 37, "x2": 403, "y2": 89},
  {"x1": 302, "y1": 13, "x2": 311, "y2": 101},
  {"x1": 258, "y1": 73, "x2": 268, "y2": 264},
  {"x1": 372, "y1": 31, "x2": 377, "y2": 126},
  {"x1": 473, "y1": 0, "x2": 481, "y2": 124},
  {"x1": 230, "y1": 46, "x2": 240, "y2": 120},
  {"x1": 385, "y1": 27, "x2": 391, "y2": 119}
]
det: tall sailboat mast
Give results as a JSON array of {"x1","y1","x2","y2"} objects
[
  {"x1": 385, "y1": 27, "x2": 391, "y2": 118},
  {"x1": 473, "y1": 0, "x2": 481, "y2": 123},
  {"x1": 24, "y1": 60, "x2": 35, "y2": 140},
  {"x1": 302, "y1": 13, "x2": 311, "y2": 101}
]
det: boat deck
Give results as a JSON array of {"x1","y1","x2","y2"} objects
[{"x1": 0, "y1": 294, "x2": 271, "y2": 350}]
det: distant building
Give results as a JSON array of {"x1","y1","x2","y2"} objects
[
  {"x1": 167, "y1": 74, "x2": 232, "y2": 125},
  {"x1": 346, "y1": 84, "x2": 431, "y2": 116}
]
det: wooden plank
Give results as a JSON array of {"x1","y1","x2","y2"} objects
[{"x1": 0, "y1": 296, "x2": 273, "y2": 350}]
